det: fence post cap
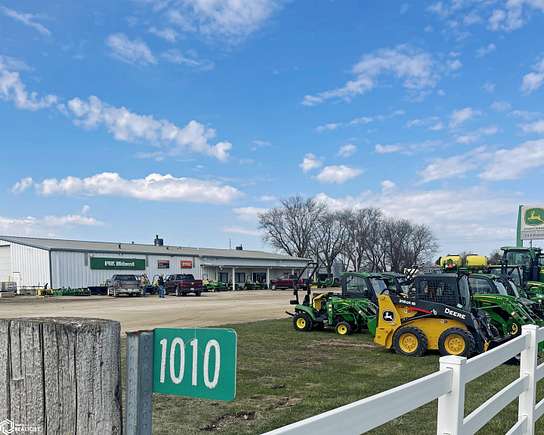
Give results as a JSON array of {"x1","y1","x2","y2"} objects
[
  {"x1": 521, "y1": 324, "x2": 539, "y2": 331},
  {"x1": 439, "y1": 355, "x2": 467, "y2": 365}
]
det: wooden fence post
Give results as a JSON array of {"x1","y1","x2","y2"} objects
[
  {"x1": 0, "y1": 317, "x2": 122, "y2": 434},
  {"x1": 437, "y1": 355, "x2": 467, "y2": 435}
]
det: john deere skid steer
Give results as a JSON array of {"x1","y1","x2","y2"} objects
[{"x1": 374, "y1": 274, "x2": 498, "y2": 357}]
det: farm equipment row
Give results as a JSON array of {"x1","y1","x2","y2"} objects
[{"x1": 288, "y1": 249, "x2": 544, "y2": 358}]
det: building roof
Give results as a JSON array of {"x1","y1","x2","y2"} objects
[{"x1": 0, "y1": 235, "x2": 309, "y2": 262}]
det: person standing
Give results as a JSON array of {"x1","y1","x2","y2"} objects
[{"x1": 158, "y1": 275, "x2": 165, "y2": 298}]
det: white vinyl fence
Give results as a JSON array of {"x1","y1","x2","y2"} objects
[{"x1": 263, "y1": 324, "x2": 544, "y2": 435}]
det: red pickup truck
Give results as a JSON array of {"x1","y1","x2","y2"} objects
[
  {"x1": 165, "y1": 274, "x2": 203, "y2": 296},
  {"x1": 270, "y1": 274, "x2": 307, "y2": 290}
]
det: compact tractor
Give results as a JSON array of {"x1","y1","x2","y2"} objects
[
  {"x1": 374, "y1": 273, "x2": 498, "y2": 357},
  {"x1": 288, "y1": 265, "x2": 377, "y2": 336},
  {"x1": 501, "y1": 246, "x2": 544, "y2": 296}
]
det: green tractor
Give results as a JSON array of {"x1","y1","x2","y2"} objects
[
  {"x1": 316, "y1": 273, "x2": 340, "y2": 288},
  {"x1": 288, "y1": 268, "x2": 377, "y2": 336},
  {"x1": 467, "y1": 273, "x2": 544, "y2": 337},
  {"x1": 501, "y1": 246, "x2": 544, "y2": 296}
]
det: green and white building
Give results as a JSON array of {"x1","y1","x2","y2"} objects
[{"x1": 0, "y1": 235, "x2": 309, "y2": 291}]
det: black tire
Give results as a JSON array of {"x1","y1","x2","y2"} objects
[
  {"x1": 293, "y1": 313, "x2": 313, "y2": 332},
  {"x1": 195, "y1": 291, "x2": 201, "y2": 297},
  {"x1": 438, "y1": 328, "x2": 475, "y2": 357},
  {"x1": 335, "y1": 321, "x2": 352, "y2": 336},
  {"x1": 392, "y1": 326, "x2": 428, "y2": 357}
]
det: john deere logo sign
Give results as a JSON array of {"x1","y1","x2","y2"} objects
[
  {"x1": 525, "y1": 208, "x2": 544, "y2": 226},
  {"x1": 90, "y1": 257, "x2": 146, "y2": 270},
  {"x1": 520, "y1": 205, "x2": 544, "y2": 240}
]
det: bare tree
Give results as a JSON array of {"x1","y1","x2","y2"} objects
[
  {"x1": 489, "y1": 250, "x2": 502, "y2": 265},
  {"x1": 259, "y1": 196, "x2": 325, "y2": 258},
  {"x1": 341, "y1": 208, "x2": 384, "y2": 271},
  {"x1": 311, "y1": 211, "x2": 348, "y2": 273}
]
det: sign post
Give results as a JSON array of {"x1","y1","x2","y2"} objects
[{"x1": 125, "y1": 328, "x2": 237, "y2": 435}]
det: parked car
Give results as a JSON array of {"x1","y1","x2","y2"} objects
[
  {"x1": 107, "y1": 274, "x2": 143, "y2": 297},
  {"x1": 270, "y1": 274, "x2": 306, "y2": 290},
  {"x1": 165, "y1": 274, "x2": 204, "y2": 296}
]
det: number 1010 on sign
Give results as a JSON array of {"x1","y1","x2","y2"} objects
[{"x1": 152, "y1": 328, "x2": 237, "y2": 401}]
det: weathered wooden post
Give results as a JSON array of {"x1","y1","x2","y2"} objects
[{"x1": 0, "y1": 317, "x2": 122, "y2": 434}]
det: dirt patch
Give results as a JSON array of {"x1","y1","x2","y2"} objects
[{"x1": 201, "y1": 411, "x2": 256, "y2": 432}]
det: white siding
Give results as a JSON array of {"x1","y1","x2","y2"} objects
[
  {"x1": 51, "y1": 251, "x2": 200, "y2": 288},
  {"x1": 7, "y1": 242, "x2": 50, "y2": 287},
  {"x1": 0, "y1": 245, "x2": 10, "y2": 281}
]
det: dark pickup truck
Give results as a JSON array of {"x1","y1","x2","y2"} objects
[
  {"x1": 165, "y1": 274, "x2": 204, "y2": 296},
  {"x1": 270, "y1": 274, "x2": 306, "y2": 290}
]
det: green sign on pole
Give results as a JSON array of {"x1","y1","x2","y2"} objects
[
  {"x1": 90, "y1": 257, "x2": 146, "y2": 270},
  {"x1": 152, "y1": 328, "x2": 237, "y2": 401}
]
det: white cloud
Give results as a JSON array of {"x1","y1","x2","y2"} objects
[
  {"x1": 161, "y1": 49, "x2": 214, "y2": 70},
  {"x1": 315, "y1": 165, "x2": 362, "y2": 184},
  {"x1": 302, "y1": 45, "x2": 439, "y2": 105},
  {"x1": 148, "y1": 26, "x2": 178, "y2": 42},
  {"x1": 338, "y1": 143, "x2": 357, "y2": 157},
  {"x1": 375, "y1": 144, "x2": 402, "y2": 154},
  {"x1": 406, "y1": 116, "x2": 444, "y2": 131},
  {"x1": 0, "y1": 59, "x2": 58, "y2": 110},
  {"x1": 482, "y1": 81, "x2": 495, "y2": 93},
  {"x1": 447, "y1": 59, "x2": 462, "y2": 71},
  {"x1": 449, "y1": 107, "x2": 480, "y2": 128},
  {"x1": 299, "y1": 153, "x2": 322, "y2": 172},
  {"x1": 316, "y1": 122, "x2": 341, "y2": 133},
  {"x1": 106, "y1": 33, "x2": 156, "y2": 66},
  {"x1": 23, "y1": 172, "x2": 242, "y2": 204},
  {"x1": 0, "y1": 211, "x2": 101, "y2": 236},
  {"x1": 488, "y1": 1, "x2": 544, "y2": 31},
  {"x1": 233, "y1": 206, "x2": 267, "y2": 221},
  {"x1": 419, "y1": 147, "x2": 488, "y2": 182},
  {"x1": 481, "y1": 139, "x2": 544, "y2": 181},
  {"x1": 223, "y1": 226, "x2": 261, "y2": 236},
  {"x1": 315, "y1": 187, "x2": 519, "y2": 251},
  {"x1": 476, "y1": 43, "x2": 496, "y2": 58},
  {"x1": 259, "y1": 195, "x2": 277, "y2": 202},
  {"x1": 11, "y1": 177, "x2": 34, "y2": 193},
  {"x1": 0, "y1": 6, "x2": 50, "y2": 35},
  {"x1": 455, "y1": 125, "x2": 499, "y2": 144},
  {"x1": 165, "y1": 0, "x2": 280, "y2": 41},
  {"x1": 521, "y1": 120, "x2": 544, "y2": 134},
  {"x1": 521, "y1": 58, "x2": 544, "y2": 94},
  {"x1": 381, "y1": 180, "x2": 396, "y2": 191},
  {"x1": 491, "y1": 100, "x2": 512, "y2": 112},
  {"x1": 67, "y1": 95, "x2": 231, "y2": 160}
]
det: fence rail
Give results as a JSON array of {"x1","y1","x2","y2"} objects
[{"x1": 264, "y1": 324, "x2": 544, "y2": 435}]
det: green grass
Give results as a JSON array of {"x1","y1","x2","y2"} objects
[{"x1": 121, "y1": 319, "x2": 544, "y2": 434}]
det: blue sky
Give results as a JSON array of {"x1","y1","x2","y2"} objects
[{"x1": 1, "y1": 0, "x2": 544, "y2": 255}]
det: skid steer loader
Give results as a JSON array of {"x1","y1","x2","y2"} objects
[{"x1": 374, "y1": 273, "x2": 501, "y2": 357}]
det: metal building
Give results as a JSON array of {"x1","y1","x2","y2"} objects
[{"x1": 0, "y1": 235, "x2": 309, "y2": 291}]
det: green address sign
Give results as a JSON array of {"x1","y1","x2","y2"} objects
[
  {"x1": 90, "y1": 257, "x2": 146, "y2": 270},
  {"x1": 153, "y1": 328, "x2": 237, "y2": 401}
]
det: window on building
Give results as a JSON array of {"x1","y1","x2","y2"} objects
[
  {"x1": 235, "y1": 272, "x2": 246, "y2": 283},
  {"x1": 158, "y1": 260, "x2": 170, "y2": 269},
  {"x1": 219, "y1": 272, "x2": 229, "y2": 283}
]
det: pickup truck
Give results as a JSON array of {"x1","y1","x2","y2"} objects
[
  {"x1": 165, "y1": 274, "x2": 203, "y2": 296},
  {"x1": 107, "y1": 274, "x2": 143, "y2": 297},
  {"x1": 270, "y1": 274, "x2": 306, "y2": 290}
]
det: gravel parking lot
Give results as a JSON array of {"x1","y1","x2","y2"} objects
[{"x1": 0, "y1": 290, "x2": 312, "y2": 332}]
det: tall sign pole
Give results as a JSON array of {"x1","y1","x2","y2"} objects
[{"x1": 517, "y1": 205, "x2": 523, "y2": 247}]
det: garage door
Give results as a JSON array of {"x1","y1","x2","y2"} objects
[{"x1": 0, "y1": 245, "x2": 11, "y2": 281}]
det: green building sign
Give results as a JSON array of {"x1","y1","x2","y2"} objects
[
  {"x1": 153, "y1": 328, "x2": 237, "y2": 401},
  {"x1": 90, "y1": 257, "x2": 146, "y2": 270},
  {"x1": 525, "y1": 208, "x2": 544, "y2": 226}
]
